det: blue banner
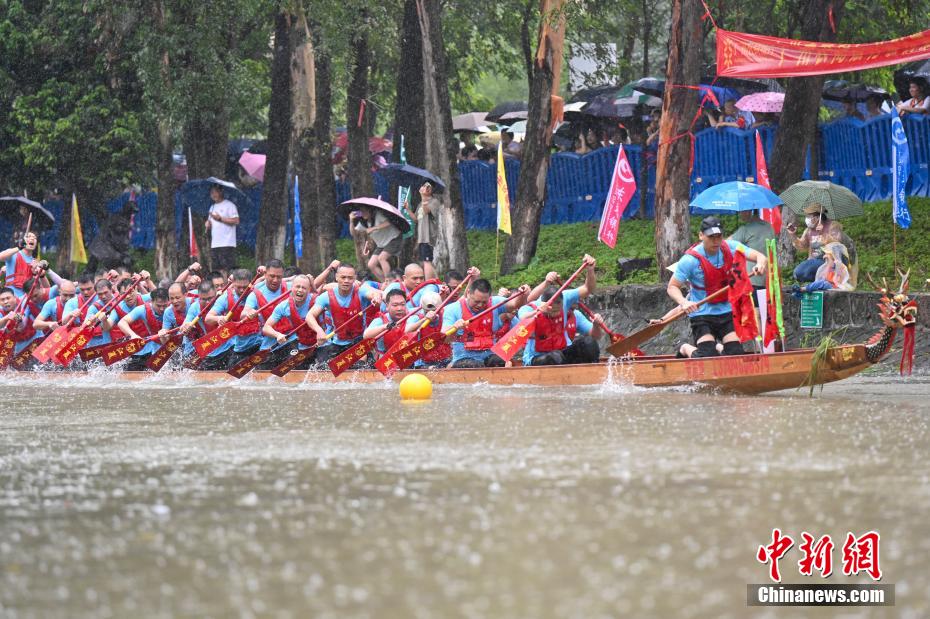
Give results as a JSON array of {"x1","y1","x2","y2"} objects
[
  {"x1": 293, "y1": 176, "x2": 303, "y2": 258},
  {"x1": 891, "y1": 115, "x2": 911, "y2": 229}
]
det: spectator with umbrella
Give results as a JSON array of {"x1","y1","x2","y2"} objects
[
  {"x1": 346, "y1": 201, "x2": 404, "y2": 282},
  {"x1": 896, "y1": 79, "x2": 929, "y2": 117}
]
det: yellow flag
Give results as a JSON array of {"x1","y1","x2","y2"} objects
[
  {"x1": 70, "y1": 193, "x2": 88, "y2": 264},
  {"x1": 496, "y1": 142, "x2": 511, "y2": 235}
]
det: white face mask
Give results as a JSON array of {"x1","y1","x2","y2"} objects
[{"x1": 805, "y1": 215, "x2": 818, "y2": 228}]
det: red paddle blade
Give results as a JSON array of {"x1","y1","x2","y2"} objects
[
  {"x1": 227, "y1": 348, "x2": 272, "y2": 379},
  {"x1": 490, "y1": 316, "x2": 536, "y2": 362},
  {"x1": 0, "y1": 334, "x2": 16, "y2": 370},
  {"x1": 192, "y1": 322, "x2": 238, "y2": 359},
  {"x1": 146, "y1": 335, "x2": 183, "y2": 372},
  {"x1": 53, "y1": 327, "x2": 94, "y2": 366},
  {"x1": 372, "y1": 332, "x2": 419, "y2": 376},
  {"x1": 33, "y1": 325, "x2": 72, "y2": 363},
  {"x1": 329, "y1": 337, "x2": 377, "y2": 377},
  {"x1": 609, "y1": 334, "x2": 644, "y2": 357},
  {"x1": 12, "y1": 336, "x2": 44, "y2": 369},
  {"x1": 101, "y1": 338, "x2": 148, "y2": 366},
  {"x1": 387, "y1": 332, "x2": 445, "y2": 373},
  {"x1": 80, "y1": 338, "x2": 124, "y2": 362},
  {"x1": 271, "y1": 347, "x2": 316, "y2": 377}
]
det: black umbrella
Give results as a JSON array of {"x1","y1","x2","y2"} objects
[
  {"x1": 568, "y1": 84, "x2": 621, "y2": 104},
  {"x1": 338, "y1": 197, "x2": 411, "y2": 235},
  {"x1": 627, "y1": 77, "x2": 666, "y2": 98},
  {"x1": 703, "y1": 66, "x2": 784, "y2": 94},
  {"x1": 378, "y1": 164, "x2": 446, "y2": 194},
  {"x1": 485, "y1": 100, "x2": 529, "y2": 123},
  {"x1": 822, "y1": 84, "x2": 891, "y2": 103},
  {"x1": 0, "y1": 196, "x2": 56, "y2": 229},
  {"x1": 894, "y1": 60, "x2": 930, "y2": 99}
]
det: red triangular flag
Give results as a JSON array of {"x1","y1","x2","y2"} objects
[
  {"x1": 755, "y1": 131, "x2": 782, "y2": 234},
  {"x1": 188, "y1": 207, "x2": 200, "y2": 258}
]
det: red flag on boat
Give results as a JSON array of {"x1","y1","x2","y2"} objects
[
  {"x1": 729, "y1": 250, "x2": 759, "y2": 343},
  {"x1": 755, "y1": 131, "x2": 782, "y2": 233}
]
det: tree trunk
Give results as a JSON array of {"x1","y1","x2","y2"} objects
[
  {"x1": 346, "y1": 13, "x2": 372, "y2": 269},
  {"x1": 501, "y1": 0, "x2": 565, "y2": 274},
  {"x1": 619, "y1": 17, "x2": 638, "y2": 83},
  {"x1": 641, "y1": 0, "x2": 652, "y2": 76},
  {"x1": 151, "y1": 0, "x2": 179, "y2": 280},
  {"x1": 393, "y1": 0, "x2": 426, "y2": 169},
  {"x1": 416, "y1": 0, "x2": 469, "y2": 274},
  {"x1": 653, "y1": 0, "x2": 702, "y2": 279},
  {"x1": 183, "y1": 107, "x2": 229, "y2": 180},
  {"x1": 256, "y1": 10, "x2": 294, "y2": 263},
  {"x1": 290, "y1": 9, "x2": 320, "y2": 272},
  {"x1": 770, "y1": 0, "x2": 844, "y2": 264},
  {"x1": 311, "y1": 41, "x2": 337, "y2": 267}
]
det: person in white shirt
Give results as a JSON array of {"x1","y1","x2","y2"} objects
[
  {"x1": 896, "y1": 80, "x2": 930, "y2": 117},
  {"x1": 204, "y1": 184, "x2": 240, "y2": 273}
]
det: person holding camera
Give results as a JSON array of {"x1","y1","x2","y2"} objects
[{"x1": 351, "y1": 206, "x2": 401, "y2": 282}]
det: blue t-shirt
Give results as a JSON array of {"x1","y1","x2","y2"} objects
[
  {"x1": 162, "y1": 299, "x2": 193, "y2": 356},
  {"x1": 240, "y1": 281, "x2": 289, "y2": 352},
  {"x1": 672, "y1": 240, "x2": 748, "y2": 317},
  {"x1": 264, "y1": 296, "x2": 312, "y2": 350},
  {"x1": 122, "y1": 304, "x2": 164, "y2": 356},
  {"x1": 187, "y1": 298, "x2": 227, "y2": 358},
  {"x1": 313, "y1": 288, "x2": 376, "y2": 346},
  {"x1": 5, "y1": 251, "x2": 33, "y2": 298},
  {"x1": 517, "y1": 288, "x2": 581, "y2": 366},
  {"x1": 208, "y1": 291, "x2": 244, "y2": 356},
  {"x1": 441, "y1": 296, "x2": 509, "y2": 364},
  {"x1": 62, "y1": 295, "x2": 110, "y2": 347},
  {"x1": 37, "y1": 297, "x2": 62, "y2": 323},
  {"x1": 381, "y1": 281, "x2": 439, "y2": 312}
]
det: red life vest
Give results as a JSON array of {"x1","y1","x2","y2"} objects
[
  {"x1": 360, "y1": 281, "x2": 381, "y2": 325},
  {"x1": 170, "y1": 305, "x2": 187, "y2": 331},
  {"x1": 458, "y1": 298, "x2": 494, "y2": 351},
  {"x1": 406, "y1": 279, "x2": 442, "y2": 302},
  {"x1": 140, "y1": 302, "x2": 163, "y2": 336},
  {"x1": 327, "y1": 289, "x2": 363, "y2": 340},
  {"x1": 532, "y1": 302, "x2": 576, "y2": 353},
  {"x1": 418, "y1": 310, "x2": 452, "y2": 362},
  {"x1": 238, "y1": 283, "x2": 287, "y2": 336},
  {"x1": 80, "y1": 298, "x2": 108, "y2": 339},
  {"x1": 115, "y1": 297, "x2": 147, "y2": 336},
  {"x1": 685, "y1": 242, "x2": 733, "y2": 296},
  {"x1": 8, "y1": 251, "x2": 33, "y2": 290},
  {"x1": 225, "y1": 288, "x2": 247, "y2": 322},
  {"x1": 378, "y1": 312, "x2": 407, "y2": 351},
  {"x1": 274, "y1": 296, "x2": 316, "y2": 346},
  {"x1": 54, "y1": 297, "x2": 66, "y2": 323},
  {"x1": 10, "y1": 302, "x2": 38, "y2": 342}
]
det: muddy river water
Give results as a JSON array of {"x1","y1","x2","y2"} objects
[{"x1": 0, "y1": 371, "x2": 927, "y2": 618}]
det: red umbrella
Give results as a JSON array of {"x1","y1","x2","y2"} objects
[{"x1": 338, "y1": 197, "x2": 411, "y2": 235}]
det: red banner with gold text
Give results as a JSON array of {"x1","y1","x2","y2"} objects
[{"x1": 717, "y1": 28, "x2": 930, "y2": 78}]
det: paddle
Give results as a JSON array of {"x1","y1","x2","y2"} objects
[
  {"x1": 328, "y1": 302, "x2": 427, "y2": 377},
  {"x1": 52, "y1": 275, "x2": 143, "y2": 366},
  {"x1": 191, "y1": 273, "x2": 263, "y2": 358},
  {"x1": 32, "y1": 293, "x2": 98, "y2": 364},
  {"x1": 606, "y1": 285, "x2": 731, "y2": 357},
  {"x1": 11, "y1": 335, "x2": 45, "y2": 369},
  {"x1": 575, "y1": 301, "x2": 644, "y2": 356},
  {"x1": 0, "y1": 276, "x2": 43, "y2": 369},
  {"x1": 491, "y1": 260, "x2": 591, "y2": 363},
  {"x1": 145, "y1": 281, "x2": 234, "y2": 372},
  {"x1": 99, "y1": 326, "x2": 185, "y2": 366}
]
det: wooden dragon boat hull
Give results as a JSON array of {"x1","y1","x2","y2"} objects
[{"x1": 73, "y1": 343, "x2": 875, "y2": 395}]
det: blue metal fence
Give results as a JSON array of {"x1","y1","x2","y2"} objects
[{"x1": 31, "y1": 114, "x2": 930, "y2": 251}]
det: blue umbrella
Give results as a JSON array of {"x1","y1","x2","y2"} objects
[
  {"x1": 179, "y1": 177, "x2": 251, "y2": 216},
  {"x1": 378, "y1": 164, "x2": 447, "y2": 194},
  {"x1": 690, "y1": 181, "x2": 783, "y2": 215}
]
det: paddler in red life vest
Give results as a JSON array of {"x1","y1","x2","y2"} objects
[
  {"x1": 0, "y1": 231, "x2": 40, "y2": 298},
  {"x1": 0, "y1": 286, "x2": 41, "y2": 361},
  {"x1": 363, "y1": 289, "x2": 413, "y2": 358},
  {"x1": 175, "y1": 262, "x2": 203, "y2": 296},
  {"x1": 261, "y1": 274, "x2": 316, "y2": 368},
  {"x1": 667, "y1": 215, "x2": 767, "y2": 358},
  {"x1": 306, "y1": 262, "x2": 383, "y2": 368},
  {"x1": 231, "y1": 260, "x2": 288, "y2": 367},
  {"x1": 516, "y1": 257, "x2": 600, "y2": 366},
  {"x1": 441, "y1": 272, "x2": 530, "y2": 368},
  {"x1": 73, "y1": 278, "x2": 116, "y2": 350},
  {"x1": 444, "y1": 270, "x2": 465, "y2": 302},
  {"x1": 177, "y1": 281, "x2": 218, "y2": 363},
  {"x1": 156, "y1": 283, "x2": 192, "y2": 366},
  {"x1": 382, "y1": 263, "x2": 441, "y2": 310},
  {"x1": 405, "y1": 290, "x2": 452, "y2": 368},
  {"x1": 33, "y1": 280, "x2": 77, "y2": 334},
  {"x1": 115, "y1": 287, "x2": 171, "y2": 371},
  {"x1": 106, "y1": 276, "x2": 153, "y2": 331},
  {"x1": 203, "y1": 268, "x2": 254, "y2": 370}
]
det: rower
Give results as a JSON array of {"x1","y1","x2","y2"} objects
[
  {"x1": 208, "y1": 271, "x2": 226, "y2": 292},
  {"x1": 106, "y1": 277, "x2": 152, "y2": 334},
  {"x1": 442, "y1": 276, "x2": 528, "y2": 368},
  {"x1": 667, "y1": 216, "x2": 767, "y2": 358},
  {"x1": 66, "y1": 278, "x2": 115, "y2": 349},
  {"x1": 517, "y1": 256, "x2": 600, "y2": 366},
  {"x1": 233, "y1": 260, "x2": 288, "y2": 367},
  {"x1": 0, "y1": 232, "x2": 39, "y2": 298},
  {"x1": 33, "y1": 280, "x2": 77, "y2": 333},
  {"x1": 306, "y1": 262, "x2": 382, "y2": 367},
  {"x1": 363, "y1": 289, "x2": 411, "y2": 357},
  {"x1": 0, "y1": 287, "x2": 39, "y2": 357},
  {"x1": 262, "y1": 274, "x2": 317, "y2": 368},
  {"x1": 406, "y1": 291, "x2": 451, "y2": 368},
  {"x1": 178, "y1": 281, "x2": 218, "y2": 363},
  {"x1": 175, "y1": 262, "x2": 202, "y2": 295},
  {"x1": 383, "y1": 263, "x2": 441, "y2": 309},
  {"x1": 443, "y1": 270, "x2": 465, "y2": 302},
  {"x1": 116, "y1": 287, "x2": 171, "y2": 370},
  {"x1": 156, "y1": 283, "x2": 193, "y2": 365},
  {"x1": 204, "y1": 268, "x2": 253, "y2": 370}
]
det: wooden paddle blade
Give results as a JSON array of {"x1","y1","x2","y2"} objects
[
  {"x1": 191, "y1": 322, "x2": 238, "y2": 359},
  {"x1": 606, "y1": 320, "x2": 668, "y2": 357},
  {"x1": 12, "y1": 336, "x2": 44, "y2": 369},
  {"x1": 227, "y1": 348, "x2": 272, "y2": 379},
  {"x1": 329, "y1": 338, "x2": 377, "y2": 377},
  {"x1": 271, "y1": 347, "x2": 316, "y2": 377},
  {"x1": 490, "y1": 316, "x2": 536, "y2": 362},
  {"x1": 33, "y1": 325, "x2": 72, "y2": 363},
  {"x1": 391, "y1": 332, "x2": 445, "y2": 372},
  {"x1": 372, "y1": 332, "x2": 419, "y2": 376},
  {"x1": 608, "y1": 334, "x2": 644, "y2": 357},
  {"x1": 0, "y1": 334, "x2": 16, "y2": 370},
  {"x1": 146, "y1": 335, "x2": 183, "y2": 372},
  {"x1": 53, "y1": 326, "x2": 94, "y2": 365},
  {"x1": 102, "y1": 338, "x2": 148, "y2": 366}
]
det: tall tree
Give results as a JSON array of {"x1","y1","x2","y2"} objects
[
  {"x1": 416, "y1": 0, "x2": 469, "y2": 273},
  {"x1": 256, "y1": 8, "x2": 294, "y2": 263},
  {"x1": 501, "y1": 0, "x2": 565, "y2": 274},
  {"x1": 311, "y1": 41, "x2": 338, "y2": 267},
  {"x1": 653, "y1": 0, "x2": 701, "y2": 278},
  {"x1": 290, "y1": 8, "x2": 320, "y2": 271}
]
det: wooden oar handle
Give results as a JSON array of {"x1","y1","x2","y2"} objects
[{"x1": 665, "y1": 285, "x2": 731, "y2": 323}]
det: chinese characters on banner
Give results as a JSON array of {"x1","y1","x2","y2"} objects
[
  {"x1": 597, "y1": 145, "x2": 636, "y2": 248},
  {"x1": 757, "y1": 529, "x2": 882, "y2": 582}
]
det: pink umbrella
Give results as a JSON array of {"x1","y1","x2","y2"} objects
[
  {"x1": 238, "y1": 151, "x2": 266, "y2": 182},
  {"x1": 735, "y1": 92, "x2": 785, "y2": 113},
  {"x1": 338, "y1": 197, "x2": 411, "y2": 235}
]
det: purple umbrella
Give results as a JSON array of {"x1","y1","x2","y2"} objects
[{"x1": 338, "y1": 197, "x2": 411, "y2": 235}]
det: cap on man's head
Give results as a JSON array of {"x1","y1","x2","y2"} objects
[
  {"x1": 420, "y1": 291, "x2": 442, "y2": 311},
  {"x1": 700, "y1": 216, "x2": 723, "y2": 236}
]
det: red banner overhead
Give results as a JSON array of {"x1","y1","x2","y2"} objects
[{"x1": 717, "y1": 28, "x2": 930, "y2": 78}]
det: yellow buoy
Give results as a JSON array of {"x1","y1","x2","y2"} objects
[{"x1": 399, "y1": 373, "x2": 432, "y2": 400}]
